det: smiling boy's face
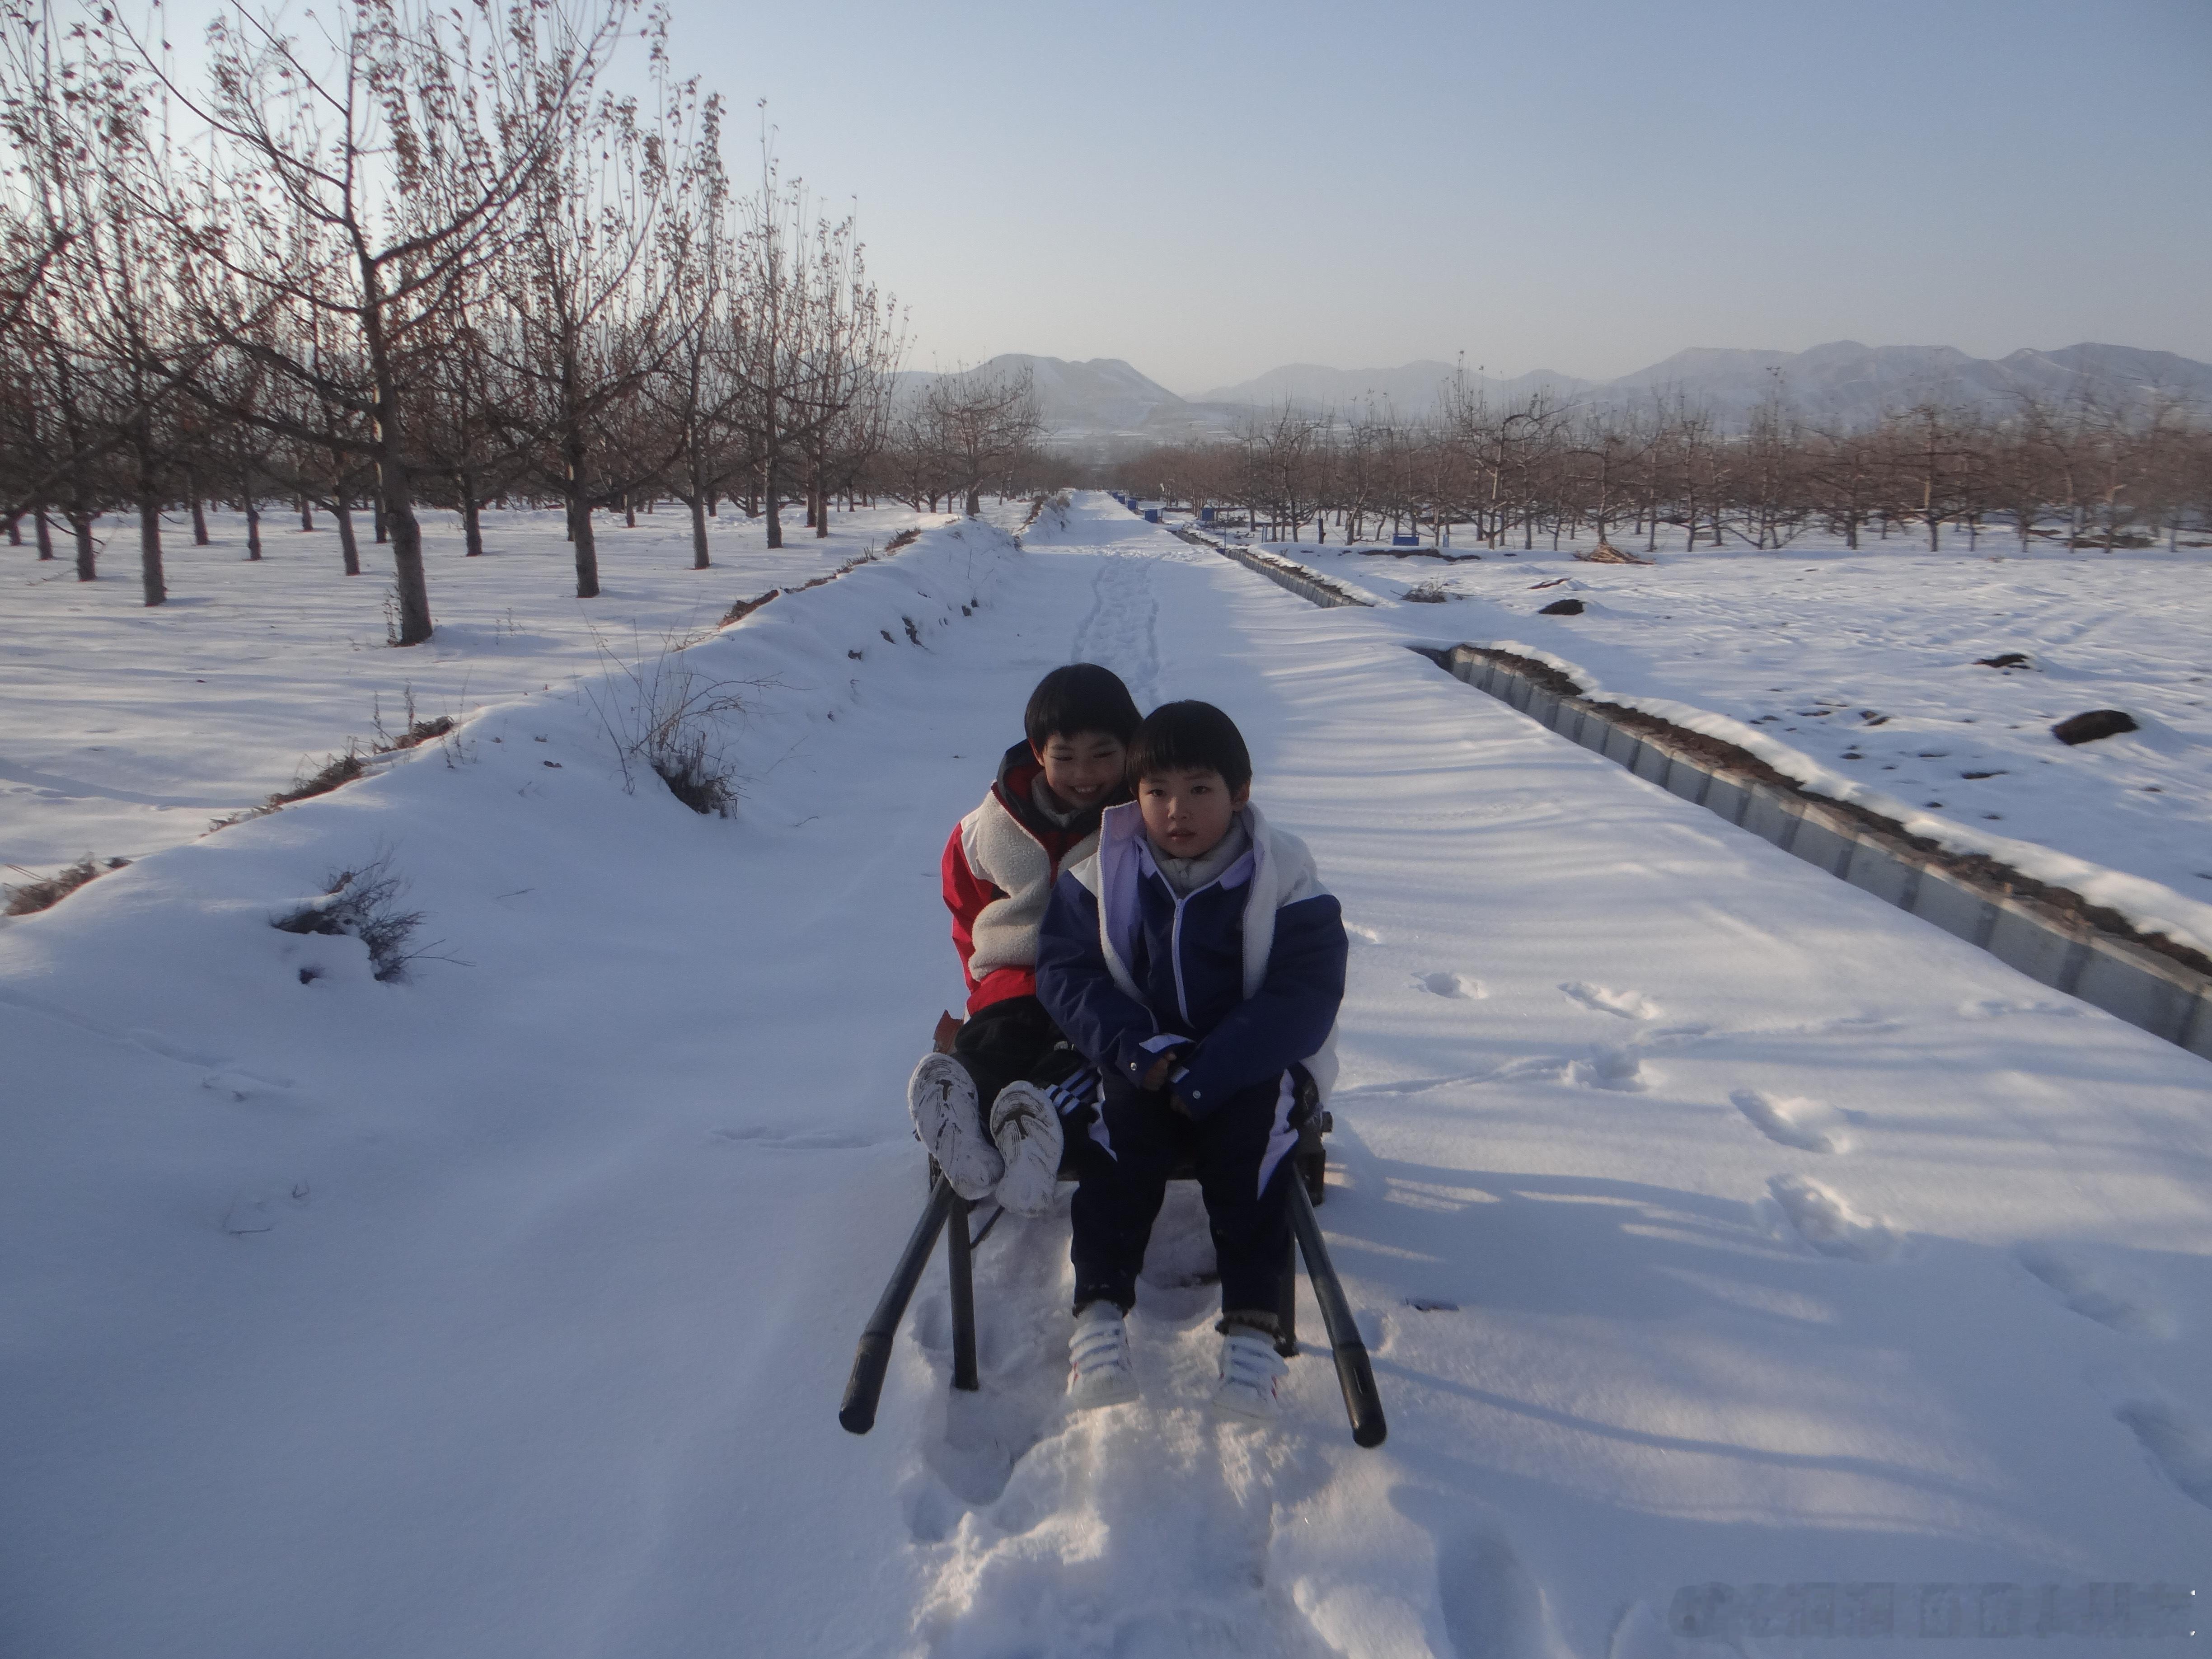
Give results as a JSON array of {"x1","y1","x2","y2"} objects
[
  {"x1": 1034, "y1": 730, "x2": 1128, "y2": 812},
  {"x1": 1137, "y1": 766, "x2": 1249, "y2": 861}
]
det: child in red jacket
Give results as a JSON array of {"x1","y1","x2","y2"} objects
[{"x1": 909, "y1": 664, "x2": 1143, "y2": 1215}]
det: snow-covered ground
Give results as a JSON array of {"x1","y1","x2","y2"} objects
[
  {"x1": 1172, "y1": 518, "x2": 2212, "y2": 960},
  {"x1": 0, "y1": 501, "x2": 961, "y2": 879},
  {"x1": 4, "y1": 494, "x2": 2209, "y2": 1658}
]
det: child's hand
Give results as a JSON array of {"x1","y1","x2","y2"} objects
[{"x1": 1140, "y1": 1051, "x2": 1181, "y2": 1091}]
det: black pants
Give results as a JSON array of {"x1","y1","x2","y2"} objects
[
  {"x1": 1070, "y1": 1071, "x2": 1298, "y2": 1327},
  {"x1": 950, "y1": 996, "x2": 1087, "y2": 1119}
]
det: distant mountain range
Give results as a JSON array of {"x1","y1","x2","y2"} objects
[
  {"x1": 901, "y1": 343, "x2": 2212, "y2": 450},
  {"x1": 1195, "y1": 342, "x2": 2212, "y2": 430}
]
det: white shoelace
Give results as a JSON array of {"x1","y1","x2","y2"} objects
[
  {"x1": 1220, "y1": 1331, "x2": 1283, "y2": 1389},
  {"x1": 1071, "y1": 1312, "x2": 1128, "y2": 1376}
]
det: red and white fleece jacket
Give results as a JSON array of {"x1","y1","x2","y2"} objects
[{"x1": 943, "y1": 741, "x2": 1113, "y2": 1014}]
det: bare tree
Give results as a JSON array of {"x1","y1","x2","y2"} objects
[
  {"x1": 493, "y1": 17, "x2": 695, "y2": 598},
  {"x1": 159, "y1": 0, "x2": 632, "y2": 641}
]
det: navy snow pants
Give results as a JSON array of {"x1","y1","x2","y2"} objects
[{"x1": 1069, "y1": 1070, "x2": 1301, "y2": 1329}]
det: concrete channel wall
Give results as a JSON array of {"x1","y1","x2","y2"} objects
[
  {"x1": 1201, "y1": 535, "x2": 2212, "y2": 1063},
  {"x1": 1431, "y1": 643, "x2": 2212, "y2": 1062},
  {"x1": 1201, "y1": 537, "x2": 1374, "y2": 609}
]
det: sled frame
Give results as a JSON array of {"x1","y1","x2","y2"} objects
[{"x1": 837, "y1": 1113, "x2": 1386, "y2": 1447}]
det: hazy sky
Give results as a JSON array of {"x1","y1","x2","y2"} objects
[{"x1": 660, "y1": 0, "x2": 2209, "y2": 393}]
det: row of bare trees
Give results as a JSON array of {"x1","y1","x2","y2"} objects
[
  {"x1": 1118, "y1": 388, "x2": 2212, "y2": 556},
  {"x1": 0, "y1": 0, "x2": 1046, "y2": 642}
]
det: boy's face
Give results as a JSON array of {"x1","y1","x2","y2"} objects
[
  {"x1": 1034, "y1": 730, "x2": 1128, "y2": 813},
  {"x1": 1137, "y1": 766, "x2": 1250, "y2": 862}
]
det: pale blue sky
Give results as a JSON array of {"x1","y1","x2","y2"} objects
[{"x1": 675, "y1": 0, "x2": 2209, "y2": 391}]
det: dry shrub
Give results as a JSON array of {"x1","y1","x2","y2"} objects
[
  {"x1": 4, "y1": 855, "x2": 130, "y2": 917},
  {"x1": 272, "y1": 850, "x2": 440, "y2": 982},
  {"x1": 585, "y1": 629, "x2": 756, "y2": 817},
  {"x1": 210, "y1": 688, "x2": 464, "y2": 833}
]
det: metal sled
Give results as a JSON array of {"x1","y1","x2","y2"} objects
[{"x1": 836, "y1": 1110, "x2": 1387, "y2": 1448}]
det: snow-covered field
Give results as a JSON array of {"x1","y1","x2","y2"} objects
[
  {"x1": 1178, "y1": 520, "x2": 2212, "y2": 961},
  {"x1": 0, "y1": 501, "x2": 959, "y2": 878},
  {"x1": 4, "y1": 495, "x2": 2209, "y2": 1658}
]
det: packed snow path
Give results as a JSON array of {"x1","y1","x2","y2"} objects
[{"x1": 3, "y1": 495, "x2": 2208, "y2": 1658}]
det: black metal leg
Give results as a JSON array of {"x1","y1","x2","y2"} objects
[
  {"x1": 1288, "y1": 1178, "x2": 1387, "y2": 1448},
  {"x1": 839, "y1": 1177, "x2": 956, "y2": 1434},
  {"x1": 1274, "y1": 1232, "x2": 1298, "y2": 1358},
  {"x1": 947, "y1": 1194, "x2": 979, "y2": 1392}
]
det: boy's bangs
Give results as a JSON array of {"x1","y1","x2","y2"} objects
[
  {"x1": 1026, "y1": 664, "x2": 1143, "y2": 749},
  {"x1": 1129, "y1": 701, "x2": 1252, "y2": 792}
]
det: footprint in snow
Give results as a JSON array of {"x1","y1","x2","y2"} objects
[
  {"x1": 1731, "y1": 1088, "x2": 1851, "y2": 1154},
  {"x1": 1413, "y1": 970, "x2": 1486, "y2": 1000},
  {"x1": 2014, "y1": 1244, "x2": 2176, "y2": 1338},
  {"x1": 1570, "y1": 1046, "x2": 1650, "y2": 1092},
  {"x1": 1761, "y1": 1174, "x2": 1901, "y2": 1261},
  {"x1": 1561, "y1": 981, "x2": 1660, "y2": 1020}
]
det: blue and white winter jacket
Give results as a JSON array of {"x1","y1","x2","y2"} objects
[{"x1": 1036, "y1": 800, "x2": 1345, "y2": 1120}]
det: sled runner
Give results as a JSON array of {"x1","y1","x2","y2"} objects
[{"x1": 837, "y1": 1109, "x2": 1387, "y2": 1448}]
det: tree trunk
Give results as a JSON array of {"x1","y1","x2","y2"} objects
[
  {"x1": 34, "y1": 510, "x2": 53, "y2": 560},
  {"x1": 334, "y1": 497, "x2": 362, "y2": 576},
  {"x1": 566, "y1": 433, "x2": 600, "y2": 598},
  {"x1": 686, "y1": 433, "x2": 712, "y2": 569},
  {"x1": 70, "y1": 511, "x2": 96, "y2": 580},
  {"x1": 188, "y1": 472, "x2": 210, "y2": 545},
  {"x1": 624, "y1": 490, "x2": 636, "y2": 529},
  {"x1": 245, "y1": 498, "x2": 262, "y2": 560},
  {"x1": 460, "y1": 473, "x2": 484, "y2": 557},
  {"x1": 136, "y1": 425, "x2": 165, "y2": 605},
  {"x1": 300, "y1": 494, "x2": 314, "y2": 531},
  {"x1": 373, "y1": 491, "x2": 387, "y2": 544},
  {"x1": 569, "y1": 493, "x2": 599, "y2": 595},
  {"x1": 764, "y1": 447, "x2": 783, "y2": 549},
  {"x1": 138, "y1": 490, "x2": 164, "y2": 606},
  {"x1": 382, "y1": 491, "x2": 432, "y2": 646}
]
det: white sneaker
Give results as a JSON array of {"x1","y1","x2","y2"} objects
[
  {"x1": 908, "y1": 1053, "x2": 1002, "y2": 1201},
  {"x1": 1210, "y1": 1326, "x2": 1287, "y2": 1422},
  {"x1": 1067, "y1": 1303, "x2": 1139, "y2": 1409},
  {"x1": 989, "y1": 1081, "x2": 1064, "y2": 1217}
]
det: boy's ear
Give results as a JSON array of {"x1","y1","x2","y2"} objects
[{"x1": 1232, "y1": 783, "x2": 1252, "y2": 810}]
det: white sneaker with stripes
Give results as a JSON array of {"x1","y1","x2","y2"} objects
[
  {"x1": 1067, "y1": 1303, "x2": 1139, "y2": 1409},
  {"x1": 1210, "y1": 1326, "x2": 1288, "y2": 1422}
]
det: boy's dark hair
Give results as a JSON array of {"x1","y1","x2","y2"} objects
[
  {"x1": 1127, "y1": 701, "x2": 1252, "y2": 793},
  {"x1": 1025, "y1": 663, "x2": 1142, "y2": 749}
]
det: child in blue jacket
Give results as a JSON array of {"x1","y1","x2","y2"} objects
[{"x1": 1036, "y1": 701, "x2": 1346, "y2": 1421}]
